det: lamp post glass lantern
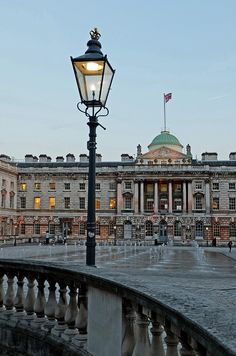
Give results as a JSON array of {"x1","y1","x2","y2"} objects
[{"x1": 71, "y1": 28, "x2": 115, "y2": 266}]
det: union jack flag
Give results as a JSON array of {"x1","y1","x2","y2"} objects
[{"x1": 164, "y1": 93, "x2": 172, "y2": 103}]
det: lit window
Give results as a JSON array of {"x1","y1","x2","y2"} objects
[
  {"x1": 212, "y1": 197, "x2": 219, "y2": 210},
  {"x1": 34, "y1": 197, "x2": 41, "y2": 209},
  {"x1": 64, "y1": 197, "x2": 70, "y2": 209},
  {"x1": 21, "y1": 183, "x2": 27, "y2": 191},
  {"x1": 212, "y1": 182, "x2": 219, "y2": 191},
  {"x1": 173, "y1": 183, "x2": 182, "y2": 193},
  {"x1": 160, "y1": 183, "x2": 168, "y2": 192},
  {"x1": 49, "y1": 182, "x2": 56, "y2": 190},
  {"x1": 64, "y1": 183, "x2": 70, "y2": 190},
  {"x1": 109, "y1": 198, "x2": 116, "y2": 209},
  {"x1": 79, "y1": 183, "x2": 85, "y2": 190},
  {"x1": 34, "y1": 182, "x2": 41, "y2": 190},
  {"x1": 96, "y1": 198, "x2": 101, "y2": 210},
  {"x1": 50, "y1": 197, "x2": 56, "y2": 209}
]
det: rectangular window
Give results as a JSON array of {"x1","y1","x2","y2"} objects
[
  {"x1": 125, "y1": 196, "x2": 132, "y2": 209},
  {"x1": 50, "y1": 197, "x2": 56, "y2": 209},
  {"x1": 195, "y1": 181, "x2": 202, "y2": 190},
  {"x1": 79, "y1": 183, "x2": 85, "y2": 190},
  {"x1": 229, "y1": 197, "x2": 236, "y2": 210},
  {"x1": 20, "y1": 197, "x2": 26, "y2": 209},
  {"x1": 213, "y1": 224, "x2": 220, "y2": 237},
  {"x1": 2, "y1": 179, "x2": 6, "y2": 187},
  {"x1": 145, "y1": 199, "x2": 153, "y2": 211},
  {"x1": 146, "y1": 183, "x2": 154, "y2": 193},
  {"x1": 96, "y1": 198, "x2": 101, "y2": 210},
  {"x1": 173, "y1": 183, "x2": 182, "y2": 193},
  {"x1": 34, "y1": 197, "x2": 41, "y2": 209},
  {"x1": 1, "y1": 194, "x2": 6, "y2": 208},
  {"x1": 21, "y1": 183, "x2": 27, "y2": 191},
  {"x1": 79, "y1": 222, "x2": 86, "y2": 235},
  {"x1": 229, "y1": 183, "x2": 236, "y2": 190},
  {"x1": 174, "y1": 199, "x2": 182, "y2": 211},
  {"x1": 79, "y1": 197, "x2": 86, "y2": 209},
  {"x1": 49, "y1": 224, "x2": 55, "y2": 235},
  {"x1": 34, "y1": 182, "x2": 41, "y2": 190},
  {"x1": 212, "y1": 182, "x2": 219, "y2": 190},
  {"x1": 64, "y1": 197, "x2": 70, "y2": 209},
  {"x1": 64, "y1": 183, "x2": 70, "y2": 190},
  {"x1": 95, "y1": 183, "x2": 101, "y2": 191},
  {"x1": 109, "y1": 198, "x2": 116, "y2": 209},
  {"x1": 10, "y1": 195, "x2": 14, "y2": 209},
  {"x1": 160, "y1": 183, "x2": 168, "y2": 192},
  {"x1": 212, "y1": 197, "x2": 219, "y2": 210},
  {"x1": 124, "y1": 182, "x2": 132, "y2": 190},
  {"x1": 34, "y1": 223, "x2": 40, "y2": 235},
  {"x1": 109, "y1": 182, "x2": 116, "y2": 190},
  {"x1": 160, "y1": 198, "x2": 168, "y2": 210},
  {"x1": 195, "y1": 195, "x2": 202, "y2": 210},
  {"x1": 20, "y1": 224, "x2": 25, "y2": 235},
  {"x1": 49, "y1": 182, "x2": 56, "y2": 190},
  {"x1": 10, "y1": 181, "x2": 14, "y2": 190}
]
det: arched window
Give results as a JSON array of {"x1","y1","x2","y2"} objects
[
  {"x1": 145, "y1": 221, "x2": 153, "y2": 237},
  {"x1": 174, "y1": 221, "x2": 182, "y2": 237},
  {"x1": 195, "y1": 221, "x2": 203, "y2": 237},
  {"x1": 229, "y1": 223, "x2": 236, "y2": 238}
]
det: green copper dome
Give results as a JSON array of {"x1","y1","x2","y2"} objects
[{"x1": 148, "y1": 131, "x2": 183, "y2": 149}]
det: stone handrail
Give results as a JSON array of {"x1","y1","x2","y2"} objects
[{"x1": 0, "y1": 259, "x2": 233, "y2": 356}]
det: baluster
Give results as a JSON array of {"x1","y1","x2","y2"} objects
[
  {"x1": 52, "y1": 282, "x2": 68, "y2": 337},
  {"x1": 122, "y1": 302, "x2": 136, "y2": 356},
  {"x1": 179, "y1": 331, "x2": 196, "y2": 355},
  {"x1": 132, "y1": 309, "x2": 150, "y2": 356},
  {"x1": 149, "y1": 313, "x2": 165, "y2": 356},
  {"x1": 13, "y1": 272, "x2": 25, "y2": 320},
  {"x1": 3, "y1": 272, "x2": 15, "y2": 319},
  {"x1": 42, "y1": 278, "x2": 57, "y2": 332},
  {"x1": 21, "y1": 274, "x2": 35, "y2": 326},
  {"x1": 61, "y1": 282, "x2": 78, "y2": 341},
  {"x1": 72, "y1": 283, "x2": 88, "y2": 349},
  {"x1": 31, "y1": 275, "x2": 46, "y2": 329},
  {"x1": 164, "y1": 325, "x2": 179, "y2": 356},
  {"x1": 0, "y1": 273, "x2": 5, "y2": 312}
]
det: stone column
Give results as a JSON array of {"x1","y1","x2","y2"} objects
[
  {"x1": 183, "y1": 181, "x2": 187, "y2": 213},
  {"x1": 140, "y1": 180, "x2": 144, "y2": 214},
  {"x1": 205, "y1": 180, "x2": 210, "y2": 214},
  {"x1": 117, "y1": 179, "x2": 122, "y2": 214},
  {"x1": 134, "y1": 180, "x2": 139, "y2": 214},
  {"x1": 154, "y1": 181, "x2": 158, "y2": 214},
  {"x1": 168, "y1": 181, "x2": 172, "y2": 213},
  {"x1": 188, "y1": 181, "x2": 193, "y2": 213}
]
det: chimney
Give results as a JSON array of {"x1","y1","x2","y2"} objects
[
  {"x1": 0, "y1": 154, "x2": 11, "y2": 162},
  {"x1": 80, "y1": 154, "x2": 89, "y2": 162},
  {"x1": 47, "y1": 156, "x2": 52, "y2": 162},
  {"x1": 25, "y1": 154, "x2": 34, "y2": 163},
  {"x1": 229, "y1": 152, "x2": 236, "y2": 161},
  {"x1": 39, "y1": 154, "x2": 48, "y2": 163},
  {"x1": 96, "y1": 153, "x2": 102, "y2": 162},
  {"x1": 56, "y1": 156, "x2": 64, "y2": 162},
  {"x1": 66, "y1": 153, "x2": 75, "y2": 162},
  {"x1": 33, "y1": 156, "x2": 38, "y2": 162},
  {"x1": 201, "y1": 152, "x2": 218, "y2": 161}
]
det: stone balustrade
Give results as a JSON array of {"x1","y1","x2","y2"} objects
[{"x1": 0, "y1": 259, "x2": 233, "y2": 356}]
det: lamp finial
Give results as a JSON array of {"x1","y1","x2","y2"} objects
[{"x1": 90, "y1": 28, "x2": 101, "y2": 40}]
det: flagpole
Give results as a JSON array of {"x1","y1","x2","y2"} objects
[{"x1": 163, "y1": 93, "x2": 166, "y2": 131}]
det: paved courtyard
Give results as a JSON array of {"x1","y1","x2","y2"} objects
[{"x1": 0, "y1": 243, "x2": 236, "y2": 354}]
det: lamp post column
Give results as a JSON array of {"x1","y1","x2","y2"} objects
[{"x1": 86, "y1": 115, "x2": 98, "y2": 266}]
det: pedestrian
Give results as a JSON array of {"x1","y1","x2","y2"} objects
[
  {"x1": 228, "y1": 240, "x2": 232, "y2": 252},
  {"x1": 45, "y1": 230, "x2": 50, "y2": 245}
]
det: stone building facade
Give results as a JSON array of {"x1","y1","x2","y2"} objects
[{"x1": 1, "y1": 131, "x2": 236, "y2": 244}]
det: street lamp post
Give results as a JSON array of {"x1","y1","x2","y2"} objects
[
  {"x1": 205, "y1": 227, "x2": 209, "y2": 247},
  {"x1": 71, "y1": 28, "x2": 115, "y2": 266}
]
